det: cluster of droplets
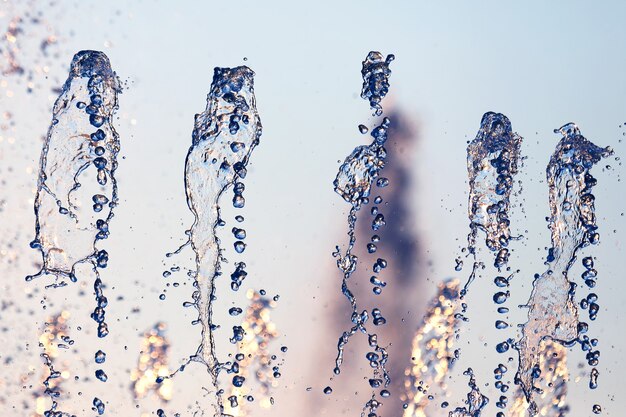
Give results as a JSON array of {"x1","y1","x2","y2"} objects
[
  {"x1": 492, "y1": 273, "x2": 515, "y2": 357},
  {"x1": 459, "y1": 112, "x2": 523, "y2": 414},
  {"x1": 360, "y1": 51, "x2": 395, "y2": 116},
  {"x1": 26, "y1": 50, "x2": 121, "y2": 416},
  {"x1": 130, "y1": 322, "x2": 173, "y2": 403},
  {"x1": 89, "y1": 273, "x2": 109, "y2": 415},
  {"x1": 402, "y1": 279, "x2": 461, "y2": 417},
  {"x1": 158, "y1": 265, "x2": 185, "y2": 301},
  {"x1": 517, "y1": 123, "x2": 612, "y2": 416},
  {"x1": 328, "y1": 51, "x2": 394, "y2": 417},
  {"x1": 369, "y1": 185, "x2": 390, "y2": 296},
  {"x1": 491, "y1": 363, "x2": 511, "y2": 413},
  {"x1": 41, "y1": 352, "x2": 74, "y2": 417},
  {"x1": 579, "y1": 253, "x2": 601, "y2": 397}
]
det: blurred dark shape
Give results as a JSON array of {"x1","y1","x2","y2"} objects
[
  {"x1": 363, "y1": 108, "x2": 421, "y2": 285},
  {"x1": 312, "y1": 104, "x2": 424, "y2": 416}
]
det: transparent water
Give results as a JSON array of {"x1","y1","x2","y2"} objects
[{"x1": 0, "y1": 2, "x2": 625, "y2": 417}]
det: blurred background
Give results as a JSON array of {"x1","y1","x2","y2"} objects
[{"x1": 0, "y1": 0, "x2": 625, "y2": 416}]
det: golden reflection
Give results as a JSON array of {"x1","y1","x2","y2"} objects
[
  {"x1": 403, "y1": 280, "x2": 460, "y2": 417},
  {"x1": 34, "y1": 311, "x2": 71, "y2": 416},
  {"x1": 130, "y1": 322, "x2": 173, "y2": 401},
  {"x1": 224, "y1": 290, "x2": 279, "y2": 417}
]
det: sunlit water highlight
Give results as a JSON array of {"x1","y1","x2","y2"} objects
[
  {"x1": 223, "y1": 290, "x2": 280, "y2": 416},
  {"x1": 131, "y1": 322, "x2": 173, "y2": 403},
  {"x1": 402, "y1": 279, "x2": 461, "y2": 417},
  {"x1": 510, "y1": 340, "x2": 568, "y2": 417},
  {"x1": 35, "y1": 311, "x2": 73, "y2": 417}
]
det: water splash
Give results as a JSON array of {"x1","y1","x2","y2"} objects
[
  {"x1": 457, "y1": 112, "x2": 523, "y2": 413},
  {"x1": 131, "y1": 322, "x2": 173, "y2": 402},
  {"x1": 330, "y1": 50, "x2": 394, "y2": 416},
  {"x1": 401, "y1": 290, "x2": 568, "y2": 417},
  {"x1": 402, "y1": 280, "x2": 461, "y2": 417},
  {"x1": 26, "y1": 50, "x2": 121, "y2": 416},
  {"x1": 448, "y1": 369, "x2": 489, "y2": 417},
  {"x1": 510, "y1": 340, "x2": 568, "y2": 417},
  {"x1": 168, "y1": 66, "x2": 262, "y2": 414},
  {"x1": 464, "y1": 112, "x2": 522, "y2": 287},
  {"x1": 27, "y1": 50, "x2": 121, "y2": 282},
  {"x1": 223, "y1": 290, "x2": 280, "y2": 416},
  {"x1": 517, "y1": 123, "x2": 612, "y2": 414}
]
